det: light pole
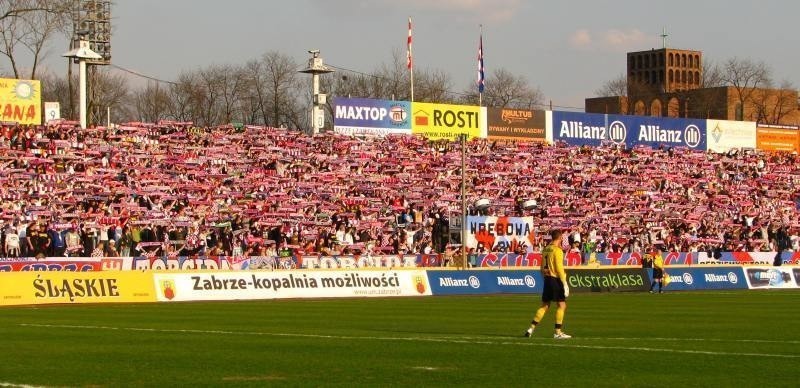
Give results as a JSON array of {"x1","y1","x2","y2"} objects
[
  {"x1": 299, "y1": 50, "x2": 334, "y2": 135},
  {"x1": 63, "y1": 39, "x2": 101, "y2": 129}
]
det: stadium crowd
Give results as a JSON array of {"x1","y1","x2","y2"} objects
[{"x1": 1, "y1": 121, "x2": 799, "y2": 259}]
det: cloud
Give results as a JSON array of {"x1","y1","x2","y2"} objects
[
  {"x1": 569, "y1": 29, "x2": 592, "y2": 49},
  {"x1": 602, "y1": 29, "x2": 652, "y2": 51},
  {"x1": 370, "y1": 0, "x2": 522, "y2": 22},
  {"x1": 569, "y1": 28, "x2": 659, "y2": 52}
]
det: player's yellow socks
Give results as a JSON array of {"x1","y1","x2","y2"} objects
[{"x1": 555, "y1": 307, "x2": 565, "y2": 325}]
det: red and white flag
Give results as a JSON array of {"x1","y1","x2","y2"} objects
[{"x1": 406, "y1": 17, "x2": 413, "y2": 70}]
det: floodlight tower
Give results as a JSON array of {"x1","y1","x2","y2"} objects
[
  {"x1": 63, "y1": 38, "x2": 102, "y2": 129},
  {"x1": 299, "y1": 50, "x2": 334, "y2": 135}
]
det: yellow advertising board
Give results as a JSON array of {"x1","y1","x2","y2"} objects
[
  {"x1": 0, "y1": 78, "x2": 41, "y2": 125},
  {"x1": 0, "y1": 271, "x2": 156, "y2": 306},
  {"x1": 411, "y1": 102, "x2": 486, "y2": 140}
]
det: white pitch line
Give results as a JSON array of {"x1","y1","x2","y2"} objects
[
  {"x1": 19, "y1": 323, "x2": 800, "y2": 359},
  {"x1": 0, "y1": 382, "x2": 47, "y2": 388}
]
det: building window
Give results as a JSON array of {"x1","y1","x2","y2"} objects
[
  {"x1": 695, "y1": 55, "x2": 700, "y2": 68},
  {"x1": 635, "y1": 100, "x2": 646, "y2": 115},
  {"x1": 694, "y1": 71, "x2": 700, "y2": 85},
  {"x1": 688, "y1": 55, "x2": 693, "y2": 68},
  {"x1": 669, "y1": 53, "x2": 674, "y2": 66},
  {"x1": 650, "y1": 99, "x2": 663, "y2": 117},
  {"x1": 669, "y1": 69, "x2": 673, "y2": 84},
  {"x1": 667, "y1": 97, "x2": 680, "y2": 117},
  {"x1": 659, "y1": 53, "x2": 664, "y2": 67},
  {"x1": 682, "y1": 70, "x2": 687, "y2": 83}
]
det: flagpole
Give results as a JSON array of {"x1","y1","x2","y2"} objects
[
  {"x1": 478, "y1": 24, "x2": 484, "y2": 107},
  {"x1": 408, "y1": 17, "x2": 414, "y2": 102}
]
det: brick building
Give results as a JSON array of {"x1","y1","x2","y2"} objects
[{"x1": 586, "y1": 48, "x2": 800, "y2": 125}]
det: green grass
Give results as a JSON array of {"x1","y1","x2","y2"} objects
[{"x1": 1, "y1": 290, "x2": 799, "y2": 387}]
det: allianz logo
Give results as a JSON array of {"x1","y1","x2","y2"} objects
[
  {"x1": 668, "y1": 273, "x2": 694, "y2": 285},
  {"x1": 558, "y1": 121, "x2": 626, "y2": 145},
  {"x1": 704, "y1": 272, "x2": 739, "y2": 284},
  {"x1": 497, "y1": 275, "x2": 537, "y2": 288},
  {"x1": 439, "y1": 276, "x2": 481, "y2": 288}
]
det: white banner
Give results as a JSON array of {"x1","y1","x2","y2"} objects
[
  {"x1": 153, "y1": 270, "x2": 431, "y2": 302},
  {"x1": 465, "y1": 216, "x2": 536, "y2": 253},
  {"x1": 706, "y1": 119, "x2": 756, "y2": 153}
]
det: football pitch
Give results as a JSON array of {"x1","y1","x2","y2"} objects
[{"x1": 1, "y1": 290, "x2": 799, "y2": 387}]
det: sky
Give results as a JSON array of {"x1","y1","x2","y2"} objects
[{"x1": 35, "y1": 0, "x2": 800, "y2": 111}]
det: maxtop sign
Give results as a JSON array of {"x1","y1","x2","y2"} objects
[
  {"x1": 333, "y1": 97, "x2": 411, "y2": 136},
  {"x1": 0, "y1": 78, "x2": 41, "y2": 125},
  {"x1": 411, "y1": 102, "x2": 486, "y2": 140},
  {"x1": 608, "y1": 114, "x2": 707, "y2": 150}
]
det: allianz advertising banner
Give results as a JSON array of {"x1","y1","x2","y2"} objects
[
  {"x1": 706, "y1": 120, "x2": 756, "y2": 153},
  {"x1": 333, "y1": 97, "x2": 412, "y2": 136},
  {"x1": 411, "y1": 102, "x2": 486, "y2": 140},
  {"x1": 607, "y1": 114, "x2": 706, "y2": 150},
  {"x1": 551, "y1": 111, "x2": 620, "y2": 147},
  {"x1": 661, "y1": 266, "x2": 747, "y2": 291},
  {"x1": 426, "y1": 270, "x2": 542, "y2": 295}
]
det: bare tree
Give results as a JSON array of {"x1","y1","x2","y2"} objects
[
  {"x1": 262, "y1": 51, "x2": 302, "y2": 127},
  {"x1": 594, "y1": 73, "x2": 627, "y2": 97},
  {"x1": 217, "y1": 64, "x2": 245, "y2": 124},
  {"x1": 461, "y1": 67, "x2": 544, "y2": 109},
  {"x1": 0, "y1": 0, "x2": 70, "y2": 79},
  {"x1": 721, "y1": 58, "x2": 772, "y2": 121},
  {"x1": 415, "y1": 68, "x2": 454, "y2": 103},
  {"x1": 133, "y1": 81, "x2": 173, "y2": 123},
  {"x1": 167, "y1": 72, "x2": 202, "y2": 123},
  {"x1": 752, "y1": 79, "x2": 797, "y2": 125},
  {"x1": 87, "y1": 67, "x2": 131, "y2": 126},
  {"x1": 38, "y1": 70, "x2": 73, "y2": 118}
]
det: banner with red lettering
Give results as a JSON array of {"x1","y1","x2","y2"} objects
[{"x1": 465, "y1": 216, "x2": 536, "y2": 253}]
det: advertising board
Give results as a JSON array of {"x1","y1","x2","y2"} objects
[
  {"x1": 486, "y1": 108, "x2": 546, "y2": 141},
  {"x1": 411, "y1": 102, "x2": 485, "y2": 140},
  {"x1": 551, "y1": 111, "x2": 614, "y2": 147},
  {"x1": 333, "y1": 97, "x2": 412, "y2": 136},
  {"x1": 743, "y1": 266, "x2": 797, "y2": 289},
  {"x1": 0, "y1": 271, "x2": 156, "y2": 306},
  {"x1": 0, "y1": 78, "x2": 41, "y2": 125},
  {"x1": 426, "y1": 270, "x2": 542, "y2": 295},
  {"x1": 706, "y1": 119, "x2": 756, "y2": 153},
  {"x1": 566, "y1": 268, "x2": 650, "y2": 292},
  {"x1": 153, "y1": 270, "x2": 431, "y2": 302},
  {"x1": 756, "y1": 125, "x2": 799, "y2": 152},
  {"x1": 660, "y1": 266, "x2": 747, "y2": 291},
  {"x1": 607, "y1": 114, "x2": 707, "y2": 150}
]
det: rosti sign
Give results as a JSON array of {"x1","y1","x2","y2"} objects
[{"x1": 411, "y1": 102, "x2": 486, "y2": 140}]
